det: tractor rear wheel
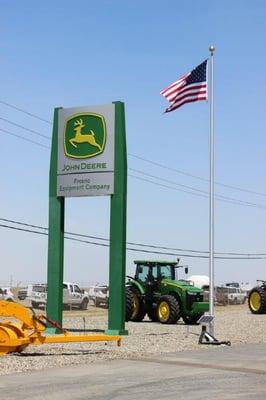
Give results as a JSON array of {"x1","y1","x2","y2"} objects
[
  {"x1": 130, "y1": 287, "x2": 146, "y2": 322},
  {"x1": 248, "y1": 287, "x2": 266, "y2": 314},
  {"x1": 182, "y1": 313, "x2": 203, "y2": 325},
  {"x1": 157, "y1": 295, "x2": 180, "y2": 324},
  {"x1": 125, "y1": 288, "x2": 133, "y2": 321}
]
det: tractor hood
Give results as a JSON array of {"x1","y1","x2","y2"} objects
[{"x1": 161, "y1": 278, "x2": 203, "y2": 293}]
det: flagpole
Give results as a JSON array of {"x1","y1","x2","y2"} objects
[{"x1": 209, "y1": 45, "x2": 215, "y2": 335}]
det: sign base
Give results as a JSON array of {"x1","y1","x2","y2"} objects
[{"x1": 105, "y1": 329, "x2": 128, "y2": 336}]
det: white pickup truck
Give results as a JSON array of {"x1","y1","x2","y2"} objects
[
  {"x1": 226, "y1": 286, "x2": 246, "y2": 304},
  {"x1": 30, "y1": 282, "x2": 89, "y2": 310},
  {"x1": 0, "y1": 287, "x2": 14, "y2": 301},
  {"x1": 18, "y1": 284, "x2": 47, "y2": 300},
  {"x1": 88, "y1": 285, "x2": 109, "y2": 307}
]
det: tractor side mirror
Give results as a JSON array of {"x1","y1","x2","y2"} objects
[
  {"x1": 185, "y1": 267, "x2": 188, "y2": 274},
  {"x1": 138, "y1": 266, "x2": 143, "y2": 274}
]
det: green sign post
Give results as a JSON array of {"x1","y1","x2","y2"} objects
[
  {"x1": 47, "y1": 107, "x2": 64, "y2": 331},
  {"x1": 106, "y1": 102, "x2": 127, "y2": 335},
  {"x1": 46, "y1": 102, "x2": 127, "y2": 335}
]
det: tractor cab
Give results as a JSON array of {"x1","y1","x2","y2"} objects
[{"x1": 134, "y1": 260, "x2": 188, "y2": 284}]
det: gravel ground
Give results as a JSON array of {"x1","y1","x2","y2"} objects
[{"x1": 1, "y1": 304, "x2": 266, "y2": 375}]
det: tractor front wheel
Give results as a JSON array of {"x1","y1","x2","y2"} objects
[
  {"x1": 147, "y1": 307, "x2": 158, "y2": 322},
  {"x1": 157, "y1": 295, "x2": 180, "y2": 324},
  {"x1": 248, "y1": 287, "x2": 266, "y2": 314}
]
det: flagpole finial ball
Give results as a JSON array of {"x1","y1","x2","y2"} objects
[{"x1": 209, "y1": 45, "x2": 215, "y2": 53}]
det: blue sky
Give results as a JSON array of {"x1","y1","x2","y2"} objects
[{"x1": 0, "y1": 0, "x2": 265, "y2": 287}]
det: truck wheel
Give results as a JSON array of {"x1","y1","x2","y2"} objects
[
  {"x1": 80, "y1": 298, "x2": 89, "y2": 310},
  {"x1": 182, "y1": 313, "x2": 203, "y2": 325},
  {"x1": 95, "y1": 298, "x2": 100, "y2": 307},
  {"x1": 130, "y1": 288, "x2": 146, "y2": 322},
  {"x1": 125, "y1": 288, "x2": 133, "y2": 321},
  {"x1": 157, "y1": 295, "x2": 180, "y2": 324},
  {"x1": 248, "y1": 287, "x2": 266, "y2": 314},
  {"x1": 31, "y1": 301, "x2": 39, "y2": 309}
]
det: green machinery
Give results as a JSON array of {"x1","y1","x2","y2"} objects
[
  {"x1": 125, "y1": 260, "x2": 209, "y2": 324},
  {"x1": 248, "y1": 280, "x2": 266, "y2": 314}
]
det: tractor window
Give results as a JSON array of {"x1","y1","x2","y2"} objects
[
  {"x1": 151, "y1": 268, "x2": 158, "y2": 279},
  {"x1": 159, "y1": 265, "x2": 173, "y2": 280},
  {"x1": 137, "y1": 265, "x2": 149, "y2": 282}
]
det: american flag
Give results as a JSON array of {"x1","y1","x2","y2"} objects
[{"x1": 160, "y1": 60, "x2": 208, "y2": 113}]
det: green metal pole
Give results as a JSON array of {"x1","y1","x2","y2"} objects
[
  {"x1": 105, "y1": 101, "x2": 128, "y2": 335},
  {"x1": 46, "y1": 107, "x2": 65, "y2": 333}
]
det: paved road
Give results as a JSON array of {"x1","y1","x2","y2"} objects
[{"x1": 0, "y1": 343, "x2": 266, "y2": 399}]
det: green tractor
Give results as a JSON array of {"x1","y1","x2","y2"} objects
[
  {"x1": 248, "y1": 280, "x2": 266, "y2": 314},
  {"x1": 125, "y1": 260, "x2": 209, "y2": 324}
]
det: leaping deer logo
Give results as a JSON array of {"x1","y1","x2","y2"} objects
[{"x1": 70, "y1": 118, "x2": 103, "y2": 151}]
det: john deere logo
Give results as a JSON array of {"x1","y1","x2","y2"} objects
[{"x1": 64, "y1": 113, "x2": 106, "y2": 159}]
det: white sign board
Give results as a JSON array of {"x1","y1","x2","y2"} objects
[{"x1": 57, "y1": 104, "x2": 115, "y2": 197}]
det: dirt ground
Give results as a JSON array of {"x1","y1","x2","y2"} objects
[{"x1": 16, "y1": 297, "x2": 248, "y2": 318}]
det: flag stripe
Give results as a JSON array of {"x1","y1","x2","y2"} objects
[
  {"x1": 160, "y1": 73, "x2": 189, "y2": 94},
  {"x1": 172, "y1": 83, "x2": 207, "y2": 99},
  {"x1": 160, "y1": 81, "x2": 186, "y2": 101},
  {"x1": 166, "y1": 85, "x2": 187, "y2": 102},
  {"x1": 168, "y1": 92, "x2": 207, "y2": 110},
  {"x1": 167, "y1": 85, "x2": 207, "y2": 106},
  {"x1": 160, "y1": 73, "x2": 190, "y2": 101},
  {"x1": 166, "y1": 95, "x2": 207, "y2": 113}
]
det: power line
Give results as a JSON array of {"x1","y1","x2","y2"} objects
[
  {"x1": 128, "y1": 153, "x2": 266, "y2": 197},
  {"x1": 0, "y1": 100, "x2": 52, "y2": 124},
  {"x1": 1, "y1": 217, "x2": 266, "y2": 258},
  {"x1": 129, "y1": 168, "x2": 266, "y2": 208},
  {"x1": 0, "y1": 128, "x2": 50, "y2": 149},
  {"x1": 1, "y1": 100, "x2": 265, "y2": 201},
  {"x1": 1, "y1": 223, "x2": 266, "y2": 259},
  {"x1": 1, "y1": 99, "x2": 265, "y2": 198},
  {"x1": 0, "y1": 116, "x2": 51, "y2": 140},
  {"x1": 0, "y1": 123, "x2": 265, "y2": 209},
  {"x1": 129, "y1": 173, "x2": 210, "y2": 199},
  {"x1": 129, "y1": 168, "x2": 208, "y2": 195},
  {"x1": 129, "y1": 174, "x2": 266, "y2": 209}
]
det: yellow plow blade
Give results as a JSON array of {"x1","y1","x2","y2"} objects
[{"x1": 0, "y1": 300, "x2": 121, "y2": 356}]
